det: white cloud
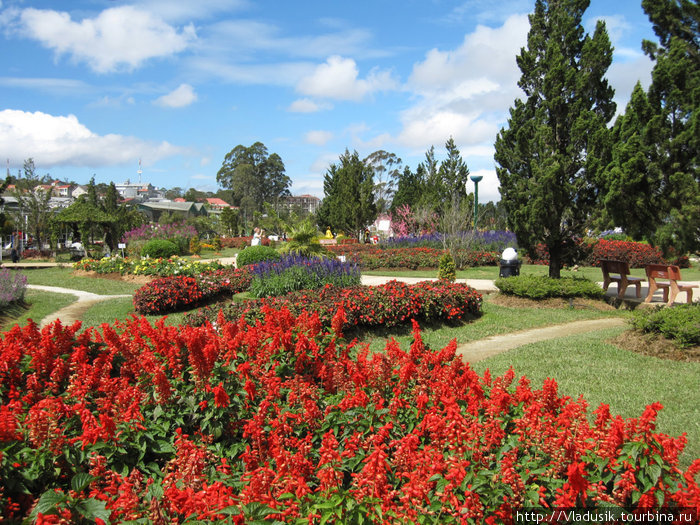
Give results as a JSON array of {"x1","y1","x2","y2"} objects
[
  {"x1": 287, "y1": 98, "x2": 332, "y2": 113},
  {"x1": 0, "y1": 109, "x2": 186, "y2": 167},
  {"x1": 297, "y1": 55, "x2": 397, "y2": 101},
  {"x1": 11, "y1": 6, "x2": 195, "y2": 73},
  {"x1": 304, "y1": 130, "x2": 333, "y2": 146},
  {"x1": 310, "y1": 152, "x2": 340, "y2": 174},
  {"x1": 0, "y1": 76, "x2": 89, "y2": 94},
  {"x1": 468, "y1": 169, "x2": 501, "y2": 203},
  {"x1": 397, "y1": 14, "x2": 529, "y2": 150},
  {"x1": 154, "y1": 83, "x2": 198, "y2": 108}
]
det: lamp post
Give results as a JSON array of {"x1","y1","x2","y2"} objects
[{"x1": 469, "y1": 174, "x2": 483, "y2": 229}]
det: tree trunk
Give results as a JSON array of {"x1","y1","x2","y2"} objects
[{"x1": 548, "y1": 245, "x2": 562, "y2": 279}]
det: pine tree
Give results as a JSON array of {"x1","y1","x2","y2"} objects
[
  {"x1": 640, "y1": 0, "x2": 699, "y2": 254},
  {"x1": 316, "y1": 150, "x2": 377, "y2": 239},
  {"x1": 494, "y1": 0, "x2": 615, "y2": 278}
]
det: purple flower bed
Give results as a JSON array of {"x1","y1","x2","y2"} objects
[
  {"x1": 383, "y1": 230, "x2": 517, "y2": 252},
  {"x1": 249, "y1": 254, "x2": 361, "y2": 297}
]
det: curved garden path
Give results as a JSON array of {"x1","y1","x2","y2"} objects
[
  {"x1": 455, "y1": 317, "x2": 626, "y2": 363},
  {"x1": 28, "y1": 285, "x2": 131, "y2": 329}
]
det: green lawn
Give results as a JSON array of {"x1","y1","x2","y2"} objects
[
  {"x1": 78, "y1": 296, "x2": 189, "y2": 331},
  {"x1": 0, "y1": 290, "x2": 76, "y2": 332},
  {"x1": 363, "y1": 262, "x2": 700, "y2": 281},
  {"x1": 14, "y1": 267, "x2": 141, "y2": 295}
]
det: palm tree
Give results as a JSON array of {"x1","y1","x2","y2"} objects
[{"x1": 278, "y1": 220, "x2": 331, "y2": 258}]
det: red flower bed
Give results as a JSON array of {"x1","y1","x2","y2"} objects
[
  {"x1": 328, "y1": 246, "x2": 499, "y2": 269},
  {"x1": 0, "y1": 315, "x2": 697, "y2": 523},
  {"x1": 133, "y1": 268, "x2": 252, "y2": 314},
  {"x1": 185, "y1": 280, "x2": 483, "y2": 329}
]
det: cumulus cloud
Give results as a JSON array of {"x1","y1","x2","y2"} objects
[
  {"x1": 396, "y1": 14, "x2": 529, "y2": 150},
  {"x1": 304, "y1": 130, "x2": 333, "y2": 146},
  {"x1": 297, "y1": 55, "x2": 397, "y2": 101},
  {"x1": 0, "y1": 109, "x2": 186, "y2": 167},
  {"x1": 154, "y1": 83, "x2": 198, "y2": 108},
  {"x1": 9, "y1": 6, "x2": 195, "y2": 73}
]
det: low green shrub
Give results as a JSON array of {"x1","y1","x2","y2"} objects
[
  {"x1": 631, "y1": 304, "x2": 700, "y2": 348},
  {"x1": 438, "y1": 252, "x2": 456, "y2": 282},
  {"x1": 495, "y1": 274, "x2": 605, "y2": 300},
  {"x1": 236, "y1": 245, "x2": 280, "y2": 267},
  {"x1": 141, "y1": 239, "x2": 178, "y2": 258}
]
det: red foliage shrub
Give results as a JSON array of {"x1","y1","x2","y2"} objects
[
  {"x1": 0, "y1": 314, "x2": 697, "y2": 522},
  {"x1": 220, "y1": 236, "x2": 251, "y2": 249},
  {"x1": 525, "y1": 239, "x2": 672, "y2": 269},
  {"x1": 585, "y1": 240, "x2": 665, "y2": 268}
]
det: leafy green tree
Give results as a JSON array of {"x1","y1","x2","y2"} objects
[
  {"x1": 184, "y1": 187, "x2": 206, "y2": 202},
  {"x1": 216, "y1": 142, "x2": 291, "y2": 217},
  {"x1": 494, "y1": 0, "x2": 615, "y2": 277},
  {"x1": 363, "y1": 150, "x2": 402, "y2": 214},
  {"x1": 165, "y1": 187, "x2": 184, "y2": 200},
  {"x1": 11, "y1": 159, "x2": 54, "y2": 250},
  {"x1": 390, "y1": 165, "x2": 426, "y2": 213},
  {"x1": 220, "y1": 206, "x2": 240, "y2": 236},
  {"x1": 316, "y1": 150, "x2": 377, "y2": 239}
]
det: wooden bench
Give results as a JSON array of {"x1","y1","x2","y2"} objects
[
  {"x1": 644, "y1": 264, "x2": 698, "y2": 305},
  {"x1": 600, "y1": 259, "x2": 645, "y2": 298}
]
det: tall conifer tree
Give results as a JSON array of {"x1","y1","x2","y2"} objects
[
  {"x1": 604, "y1": 0, "x2": 698, "y2": 254},
  {"x1": 494, "y1": 0, "x2": 615, "y2": 277}
]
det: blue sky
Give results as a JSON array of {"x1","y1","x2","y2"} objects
[{"x1": 1, "y1": 0, "x2": 656, "y2": 203}]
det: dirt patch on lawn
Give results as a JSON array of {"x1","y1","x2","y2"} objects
[
  {"x1": 487, "y1": 294, "x2": 616, "y2": 311},
  {"x1": 72, "y1": 270, "x2": 154, "y2": 285},
  {"x1": 609, "y1": 330, "x2": 700, "y2": 362}
]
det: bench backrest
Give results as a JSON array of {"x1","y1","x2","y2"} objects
[
  {"x1": 645, "y1": 264, "x2": 681, "y2": 281},
  {"x1": 600, "y1": 259, "x2": 630, "y2": 276}
]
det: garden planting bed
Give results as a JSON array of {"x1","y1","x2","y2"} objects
[{"x1": 1, "y1": 310, "x2": 698, "y2": 523}]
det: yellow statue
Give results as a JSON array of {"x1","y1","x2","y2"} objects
[{"x1": 325, "y1": 227, "x2": 333, "y2": 238}]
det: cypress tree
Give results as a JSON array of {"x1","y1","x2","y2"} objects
[{"x1": 494, "y1": 0, "x2": 615, "y2": 277}]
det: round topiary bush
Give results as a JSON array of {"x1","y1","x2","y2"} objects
[
  {"x1": 236, "y1": 245, "x2": 280, "y2": 267},
  {"x1": 141, "y1": 239, "x2": 178, "y2": 259}
]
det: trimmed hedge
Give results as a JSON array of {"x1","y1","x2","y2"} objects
[
  {"x1": 236, "y1": 245, "x2": 280, "y2": 267},
  {"x1": 495, "y1": 274, "x2": 605, "y2": 300},
  {"x1": 631, "y1": 304, "x2": 700, "y2": 348},
  {"x1": 141, "y1": 239, "x2": 179, "y2": 258}
]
